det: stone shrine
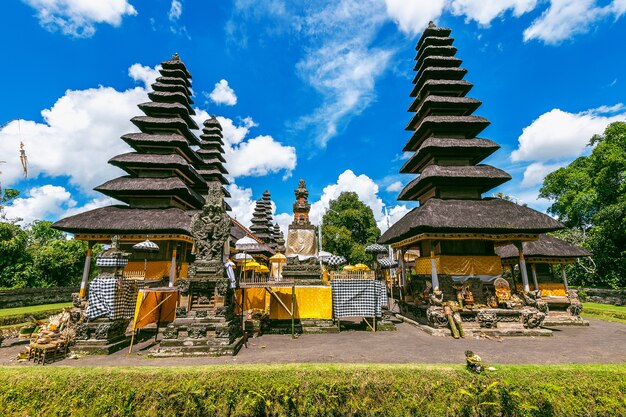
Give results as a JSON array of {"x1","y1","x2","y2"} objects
[
  {"x1": 282, "y1": 179, "x2": 322, "y2": 284},
  {"x1": 152, "y1": 183, "x2": 244, "y2": 356}
]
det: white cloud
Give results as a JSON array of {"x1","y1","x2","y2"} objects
[
  {"x1": 207, "y1": 79, "x2": 238, "y2": 106},
  {"x1": 0, "y1": 87, "x2": 144, "y2": 192},
  {"x1": 520, "y1": 162, "x2": 565, "y2": 187},
  {"x1": 191, "y1": 112, "x2": 296, "y2": 179},
  {"x1": 3, "y1": 185, "x2": 74, "y2": 224},
  {"x1": 128, "y1": 63, "x2": 161, "y2": 89},
  {"x1": 385, "y1": 181, "x2": 403, "y2": 192},
  {"x1": 511, "y1": 105, "x2": 626, "y2": 162},
  {"x1": 523, "y1": 0, "x2": 614, "y2": 44},
  {"x1": 450, "y1": 0, "x2": 538, "y2": 25},
  {"x1": 169, "y1": 0, "x2": 182, "y2": 21},
  {"x1": 227, "y1": 135, "x2": 296, "y2": 178},
  {"x1": 225, "y1": 182, "x2": 256, "y2": 227},
  {"x1": 384, "y1": 0, "x2": 447, "y2": 35},
  {"x1": 23, "y1": 0, "x2": 137, "y2": 38}
]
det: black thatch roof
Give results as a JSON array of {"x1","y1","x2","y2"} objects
[
  {"x1": 416, "y1": 36, "x2": 454, "y2": 56},
  {"x1": 199, "y1": 135, "x2": 225, "y2": 146},
  {"x1": 148, "y1": 91, "x2": 194, "y2": 109},
  {"x1": 120, "y1": 133, "x2": 206, "y2": 167},
  {"x1": 155, "y1": 77, "x2": 192, "y2": 95},
  {"x1": 415, "y1": 45, "x2": 458, "y2": 67},
  {"x1": 138, "y1": 101, "x2": 198, "y2": 129},
  {"x1": 411, "y1": 67, "x2": 468, "y2": 95},
  {"x1": 414, "y1": 55, "x2": 462, "y2": 72},
  {"x1": 161, "y1": 56, "x2": 192, "y2": 79},
  {"x1": 196, "y1": 148, "x2": 227, "y2": 163},
  {"x1": 95, "y1": 176, "x2": 205, "y2": 208},
  {"x1": 403, "y1": 115, "x2": 490, "y2": 151},
  {"x1": 415, "y1": 25, "x2": 451, "y2": 51},
  {"x1": 379, "y1": 198, "x2": 564, "y2": 244},
  {"x1": 158, "y1": 68, "x2": 192, "y2": 87},
  {"x1": 406, "y1": 96, "x2": 481, "y2": 130},
  {"x1": 496, "y1": 234, "x2": 591, "y2": 260},
  {"x1": 131, "y1": 116, "x2": 200, "y2": 146},
  {"x1": 108, "y1": 153, "x2": 207, "y2": 186},
  {"x1": 409, "y1": 80, "x2": 473, "y2": 109},
  {"x1": 400, "y1": 137, "x2": 499, "y2": 173},
  {"x1": 196, "y1": 169, "x2": 229, "y2": 185},
  {"x1": 53, "y1": 205, "x2": 196, "y2": 235},
  {"x1": 398, "y1": 165, "x2": 511, "y2": 201}
]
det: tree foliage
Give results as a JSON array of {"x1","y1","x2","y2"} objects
[
  {"x1": 0, "y1": 220, "x2": 89, "y2": 289},
  {"x1": 321, "y1": 192, "x2": 381, "y2": 265},
  {"x1": 540, "y1": 121, "x2": 626, "y2": 288}
]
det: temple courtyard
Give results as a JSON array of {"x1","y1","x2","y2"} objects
[{"x1": 1, "y1": 318, "x2": 624, "y2": 366}]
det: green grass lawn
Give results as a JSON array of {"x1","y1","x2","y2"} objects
[
  {"x1": 582, "y1": 302, "x2": 626, "y2": 324},
  {"x1": 1, "y1": 364, "x2": 625, "y2": 416},
  {"x1": 0, "y1": 302, "x2": 72, "y2": 318}
]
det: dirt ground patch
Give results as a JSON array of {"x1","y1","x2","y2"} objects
[{"x1": 1, "y1": 318, "x2": 624, "y2": 366}]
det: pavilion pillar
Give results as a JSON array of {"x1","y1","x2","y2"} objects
[
  {"x1": 561, "y1": 264, "x2": 569, "y2": 292},
  {"x1": 515, "y1": 242, "x2": 530, "y2": 293},
  {"x1": 79, "y1": 242, "x2": 93, "y2": 298},
  {"x1": 430, "y1": 246, "x2": 439, "y2": 291},
  {"x1": 169, "y1": 246, "x2": 178, "y2": 287},
  {"x1": 530, "y1": 263, "x2": 539, "y2": 291}
]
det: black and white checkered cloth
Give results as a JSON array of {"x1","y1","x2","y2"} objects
[
  {"x1": 86, "y1": 278, "x2": 138, "y2": 320},
  {"x1": 324, "y1": 255, "x2": 347, "y2": 266},
  {"x1": 95, "y1": 257, "x2": 129, "y2": 267},
  {"x1": 331, "y1": 279, "x2": 386, "y2": 318}
]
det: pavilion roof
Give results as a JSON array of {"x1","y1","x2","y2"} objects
[
  {"x1": 137, "y1": 101, "x2": 198, "y2": 129},
  {"x1": 496, "y1": 234, "x2": 591, "y2": 260},
  {"x1": 379, "y1": 198, "x2": 564, "y2": 245}
]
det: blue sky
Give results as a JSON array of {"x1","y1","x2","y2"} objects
[{"x1": 1, "y1": 0, "x2": 626, "y2": 234}]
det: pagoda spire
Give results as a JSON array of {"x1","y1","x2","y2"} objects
[
  {"x1": 250, "y1": 190, "x2": 277, "y2": 246},
  {"x1": 291, "y1": 179, "x2": 312, "y2": 226},
  {"x1": 95, "y1": 54, "x2": 207, "y2": 210},
  {"x1": 397, "y1": 23, "x2": 508, "y2": 205},
  {"x1": 195, "y1": 115, "x2": 231, "y2": 209}
]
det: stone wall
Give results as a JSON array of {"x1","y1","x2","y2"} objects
[
  {"x1": 581, "y1": 288, "x2": 626, "y2": 306},
  {"x1": 0, "y1": 287, "x2": 78, "y2": 309}
]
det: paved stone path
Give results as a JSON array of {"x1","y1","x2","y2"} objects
[{"x1": 1, "y1": 318, "x2": 624, "y2": 366}]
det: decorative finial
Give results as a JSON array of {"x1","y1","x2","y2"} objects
[
  {"x1": 428, "y1": 21, "x2": 436, "y2": 28},
  {"x1": 172, "y1": 52, "x2": 180, "y2": 61}
]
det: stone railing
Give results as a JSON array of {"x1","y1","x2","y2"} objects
[{"x1": 0, "y1": 286, "x2": 78, "y2": 309}]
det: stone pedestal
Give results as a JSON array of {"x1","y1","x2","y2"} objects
[
  {"x1": 281, "y1": 257, "x2": 322, "y2": 285},
  {"x1": 72, "y1": 318, "x2": 131, "y2": 355}
]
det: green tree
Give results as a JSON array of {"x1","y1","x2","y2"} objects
[
  {"x1": 321, "y1": 192, "x2": 381, "y2": 265},
  {"x1": 0, "y1": 220, "x2": 88, "y2": 288},
  {"x1": 539, "y1": 121, "x2": 626, "y2": 288}
]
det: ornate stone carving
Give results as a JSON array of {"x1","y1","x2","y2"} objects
[
  {"x1": 568, "y1": 303, "x2": 583, "y2": 316},
  {"x1": 195, "y1": 310, "x2": 208, "y2": 318},
  {"x1": 176, "y1": 279, "x2": 190, "y2": 295},
  {"x1": 522, "y1": 311, "x2": 546, "y2": 328},
  {"x1": 162, "y1": 325, "x2": 179, "y2": 340},
  {"x1": 75, "y1": 324, "x2": 90, "y2": 340},
  {"x1": 426, "y1": 306, "x2": 449, "y2": 328},
  {"x1": 477, "y1": 311, "x2": 498, "y2": 328},
  {"x1": 69, "y1": 311, "x2": 82, "y2": 323},
  {"x1": 190, "y1": 184, "x2": 230, "y2": 269},
  {"x1": 188, "y1": 325, "x2": 207, "y2": 339},
  {"x1": 95, "y1": 323, "x2": 111, "y2": 340},
  {"x1": 175, "y1": 306, "x2": 187, "y2": 318}
]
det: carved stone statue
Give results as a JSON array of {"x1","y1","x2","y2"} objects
[{"x1": 191, "y1": 185, "x2": 230, "y2": 265}]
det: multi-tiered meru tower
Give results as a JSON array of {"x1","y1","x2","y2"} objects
[
  {"x1": 380, "y1": 23, "x2": 564, "y2": 333},
  {"x1": 53, "y1": 54, "x2": 234, "y2": 284},
  {"x1": 250, "y1": 190, "x2": 277, "y2": 248}
]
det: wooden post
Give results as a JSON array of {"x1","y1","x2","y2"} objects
[
  {"x1": 430, "y1": 245, "x2": 439, "y2": 291},
  {"x1": 169, "y1": 246, "x2": 177, "y2": 287},
  {"x1": 79, "y1": 243, "x2": 93, "y2": 298},
  {"x1": 515, "y1": 242, "x2": 530, "y2": 293},
  {"x1": 399, "y1": 248, "x2": 406, "y2": 301},
  {"x1": 531, "y1": 263, "x2": 539, "y2": 291},
  {"x1": 561, "y1": 264, "x2": 569, "y2": 291}
]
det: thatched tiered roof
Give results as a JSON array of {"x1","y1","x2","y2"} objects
[
  {"x1": 496, "y1": 234, "x2": 591, "y2": 261},
  {"x1": 380, "y1": 23, "x2": 563, "y2": 245},
  {"x1": 195, "y1": 116, "x2": 231, "y2": 204},
  {"x1": 250, "y1": 190, "x2": 277, "y2": 246}
]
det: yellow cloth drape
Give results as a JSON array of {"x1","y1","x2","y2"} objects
[
  {"x1": 132, "y1": 289, "x2": 179, "y2": 330},
  {"x1": 235, "y1": 287, "x2": 332, "y2": 319},
  {"x1": 414, "y1": 256, "x2": 503, "y2": 276}
]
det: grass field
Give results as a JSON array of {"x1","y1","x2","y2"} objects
[
  {"x1": 582, "y1": 302, "x2": 626, "y2": 324},
  {"x1": 1, "y1": 364, "x2": 625, "y2": 416},
  {"x1": 0, "y1": 302, "x2": 72, "y2": 327}
]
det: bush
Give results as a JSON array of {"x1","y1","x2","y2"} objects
[{"x1": 0, "y1": 364, "x2": 624, "y2": 416}]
